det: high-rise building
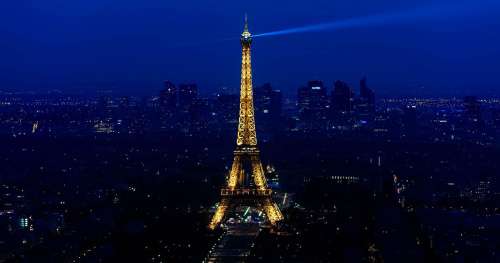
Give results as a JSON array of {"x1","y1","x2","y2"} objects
[
  {"x1": 297, "y1": 80, "x2": 329, "y2": 130},
  {"x1": 308, "y1": 80, "x2": 328, "y2": 113},
  {"x1": 356, "y1": 77, "x2": 375, "y2": 123},
  {"x1": 297, "y1": 86, "x2": 311, "y2": 116},
  {"x1": 331, "y1": 80, "x2": 353, "y2": 113},
  {"x1": 360, "y1": 78, "x2": 374, "y2": 104},
  {"x1": 178, "y1": 83, "x2": 198, "y2": 113},
  {"x1": 159, "y1": 81, "x2": 177, "y2": 112},
  {"x1": 255, "y1": 83, "x2": 282, "y2": 132},
  {"x1": 270, "y1": 90, "x2": 282, "y2": 119},
  {"x1": 330, "y1": 80, "x2": 354, "y2": 128}
]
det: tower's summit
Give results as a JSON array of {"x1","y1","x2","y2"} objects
[{"x1": 241, "y1": 14, "x2": 252, "y2": 45}]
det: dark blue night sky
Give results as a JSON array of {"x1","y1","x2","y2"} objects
[{"x1": 1, "y1": 0, "x2": 500, "y2": 96}]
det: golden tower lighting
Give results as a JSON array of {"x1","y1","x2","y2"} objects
[{"x1": 209, "y1": 16, "x2": 283, "y2": 230}]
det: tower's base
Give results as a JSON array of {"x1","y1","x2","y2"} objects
[{"x1": 209, "y1": 192, "x2": 283, "y2": 230}]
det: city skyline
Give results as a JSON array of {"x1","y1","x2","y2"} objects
[{"x1": 1, "y1": 3, "x2": 499, "y2": 262}]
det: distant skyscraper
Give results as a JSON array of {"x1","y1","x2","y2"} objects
[
  {"x1": 355, "y1": 77, "x2": 376, "y2": 124},
  {"x1": 359, "y1": 78, "x2": 375, "y2": 111},
  {"x1": 308, "y1": 80, "x2": 328, "y2": 113},
  {"x1": 359, "y1": 78, "x2": 374, "y2": 101},
  {"x1": 297, "y1": 86, "x2": 311, "y2": 117},
  {"x1": 271, "y1": 90, "x2": 282, "y2": 119},
  {"x1": 331, "y1": 80, "x2": 353, "y2": 113},
  {"x1": 159, "y1": 81, "x2": 177, "y2": 112},
  {"x1": 178, "y1": 83, "x2": 198, "y2": 113},
  {"x1": 297, "y1": 80, "x2": 329, "y2": 130},
  {"x1": 255, "y1": 83, "x2": 273, "y2": 116},
  {"x1": 255, "y1": 83, "x2": 282, "y2": 132}
]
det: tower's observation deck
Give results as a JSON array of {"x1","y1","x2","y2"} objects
[
  {"x1": 220, "y1": 188, "x2": 272, "y2": 197},
  {"x1": 209, "y1": 16, "x2": 283, "y2": 230}
]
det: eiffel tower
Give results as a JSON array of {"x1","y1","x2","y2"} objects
[{"x1": 209, "y1": 16, "x2": 283, "y2": 230}]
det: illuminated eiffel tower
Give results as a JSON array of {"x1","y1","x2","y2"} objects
[{"x1": 209, "y1": 16, "x2": 283, "y2": 230}]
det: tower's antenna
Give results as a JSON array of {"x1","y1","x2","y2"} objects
[{"x1": 244, "y1": 13, "x2": 249, "y2": 32}]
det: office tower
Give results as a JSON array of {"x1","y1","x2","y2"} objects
[
  {"x1": 178, "y1": 83, "x2": 198, "y2": 113},
  {"x1": 356, "y1": 77, "x2": 375, "y2": 123},
  {"x1": 255, "y1": 83, "x2": 283, "y2": 132},
  {"x1": 332, "y1": 80, "x2": 353, "y2": 113},
  {"x1": 159, "y1": 80, "x2": 177, "y2": 112},
  {"x1": 297, "y1": 80, "x2": 329, "y2": 130}
]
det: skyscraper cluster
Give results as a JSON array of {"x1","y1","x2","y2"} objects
[
  {"x1": 296, "y1": 77, "x2": 375, "y2": 131},
  {"x1": 159, "y1": 81, "x2": 198, "y2": 113}
]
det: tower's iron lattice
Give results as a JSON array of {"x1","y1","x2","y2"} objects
[{"x1": 209, "y1": 16, "x2": 283, "y2": 230}]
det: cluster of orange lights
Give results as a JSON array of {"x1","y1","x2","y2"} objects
[{"x1": 208, "y1": 18, "x2": 283, "y2": 230}]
